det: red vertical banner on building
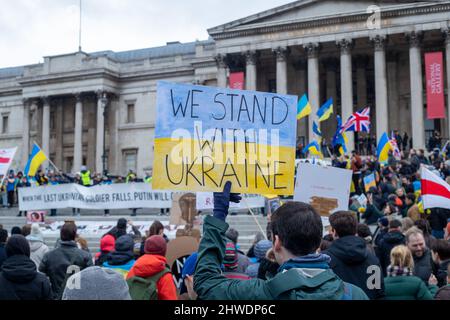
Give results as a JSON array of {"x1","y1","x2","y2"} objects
[
  {"x1": 425, "y1": 52, "x2": 445, "y2": 119},
  {"x1": 229, "y1": 72, "x2": 245, "y2": 90}
]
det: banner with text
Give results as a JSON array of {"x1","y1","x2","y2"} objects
[
  {"x1": 18, "y1": 183, "x2": 173, "y2": 211},
  {"x1": 425, "y1": 52, "x2": 445, "y2": 119},
  {"x1": 153, "y1": 81, "x2": 298, "y2": 194},
  {"x1": 229, "y1": 72, "x2": 245, "y2": 90}
]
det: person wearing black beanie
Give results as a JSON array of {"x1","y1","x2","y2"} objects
[{"x1": 0, "y1": 235, "x2": 52, "y2": 300}]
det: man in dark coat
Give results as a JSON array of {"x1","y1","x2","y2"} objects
[
  {"x1": 376, "y1": 220, "x2": 405, "y2": 275},
  {"x1": 0, "y1": 235, "x2": 52, "y2": 300},
  {"x1": 39, "y1": 222, "x2": 93, "y2": 299},
  {"x1": 431, "y1": 239, "x2": 450, "y2": 288},
  {"x1": 324, "y1": 211, "x2": 385, "y2": 300},
  {"x1": 406, "y1": 227, "x2": 435, "y2": 283}
]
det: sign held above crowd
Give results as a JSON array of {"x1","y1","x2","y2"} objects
[{"x1": 152, "y1": 81, "x2": 298, "y2": 195}]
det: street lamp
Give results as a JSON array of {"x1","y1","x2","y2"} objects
[{"x1": 101, "y1": 93, "x2": 108, "y2": 176}]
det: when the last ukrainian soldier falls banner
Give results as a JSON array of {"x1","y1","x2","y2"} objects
[{"x1": 153, "y1": 81, "x2": 298, "y2": 194}]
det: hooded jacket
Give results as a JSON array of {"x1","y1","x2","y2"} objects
[
  {"x1": 325, "y1": 235, "x2": 385, "y2": 300},
  {"x1": 376, "y1": 231, "x2": 406, "y2": 275},
  {"x1": 193, "y1": 216, "x2": 368, "y2": 300},
  {"x1": 126, "y1": 254, "x2": 177, "y2": 300},
  {"x1": 27, "y1": 240, "x2": 50, "y2": 270},
  {"x1": 103, "y1": 235, "x2": 136, "y2": 278},
  {"x1": 39, "y1": 240, "x2": 93, "y2": 299},
  {"x1": 384, "y1": 275, "x2": 434, "y2": 300},
  {"x1": 0, "y1": 255, "x2": 52, "y2": 300}
]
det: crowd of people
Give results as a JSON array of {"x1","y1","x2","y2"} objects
[
  {"x1": 0, "y1": 167, "x2": 154, "y2": 216},
  {"x1": 0, "y1": 129, "x2": 449, "y2": 300}
]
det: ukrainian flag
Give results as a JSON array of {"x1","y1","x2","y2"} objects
[
  {"x1": 377, "y1": 133, "x2": 391, "y2": 164},
  {"x1": 297, "y1": 94, "x2": 311, "y2": 120},
  {"x1": 24, "y1": 143, "x2": 48, "y2": 177},
  {"x1": 317, "y1": 98, "x2": 333, "y2": 122},
  {"x1": 302, "y1": 141, "x2": 323, "y2": 159},
  {"x1": 363, "y1": 174, "x2": 376, "y2": 192},
  {"x1": 313, "y1": 121, "x2": 322, "y2": 138}
]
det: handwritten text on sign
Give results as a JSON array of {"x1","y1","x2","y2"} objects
[{"x1": 152, "y1": 81, "x2": 298, "y2": 194}]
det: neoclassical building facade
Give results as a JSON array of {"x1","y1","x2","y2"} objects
[{"x1": 0, "y1": 0, "x2": 449, "y2": 176}]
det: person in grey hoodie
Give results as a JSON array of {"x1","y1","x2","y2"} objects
[
  {"x1": 62, "y1": 266, "x2": 131, "y2": 300},
  {"x1": 26, "y1": 223, "x2": 49, "y2": 269}
]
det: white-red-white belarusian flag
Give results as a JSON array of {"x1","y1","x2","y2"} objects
[
  {"x1": 0, "y1": 147, "x2": 17, "y2": 177},
  {"x1": 421, "y1": 166, "x2": 450, "y2": 210}
]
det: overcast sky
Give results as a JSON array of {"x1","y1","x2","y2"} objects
[{"x1": 0, "y1": 0, "x2": 292, "y2": 69}]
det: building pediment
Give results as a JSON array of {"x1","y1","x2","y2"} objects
[{"x1": 208, "y1": 0, "x2": 442, "y2": 39}]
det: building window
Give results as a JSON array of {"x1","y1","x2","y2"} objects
[
  {"x1": 126, "y1": 103, "x2": 135, "y2": 123},
  {"x1": 122, "y1": 149, "x2": 137, "y2": 175},
  {"x1": 2, "y1": 115, "x2": 8, "y2": 134}
]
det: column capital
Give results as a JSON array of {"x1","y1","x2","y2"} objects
[
  {"x1": 74, "y1": 93, "x2": 83, "y2": 103},
  {"x1": 405, "y1": 31, "x2": 423, "y2": 48},
  {"x1": 214, "y1": 54, "x2": 228, "y2": 69},
  {"x1": 336, "y1": 38, "x2": 353, "y2": 54},
  {"x1": 22, "y1": 98, "x2": 30, "y2": 106},
  {"x1": 442, "y1": 28, "x2": 450, "y2": 45},
  {"x1": 41, "y1": 96, "x2": 51, "y2": 106},
  {"x1": 273, "y1": 47, "x2": 290, "y2": 62},
  {"x1": 304, "y1": 42, "x2": 320, "y2": 58},
  {"x1": 370, "y1": 35, "x2": 387, "y2": 51},
  {"x1": 245, "y1": 50, "x2": 258, "y2": 66}
]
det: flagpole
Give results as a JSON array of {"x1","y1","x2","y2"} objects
[
  {"x1": 31, "y1": 141, "x2": 61, "y2": 173},
  {"x1": 242, "y1": 197, "x2": 268, "y2": 240}
]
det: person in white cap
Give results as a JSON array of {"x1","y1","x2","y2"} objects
[{"x1": 26, "y1": 223, "x2": 49, "y2": 269}]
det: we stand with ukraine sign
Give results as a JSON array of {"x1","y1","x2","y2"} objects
[{"x1": 152, "y1": 81, "x2": 298, "y2": 195}]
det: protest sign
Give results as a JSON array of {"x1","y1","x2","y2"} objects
[
  {"x1": 196, "y1": 193, "x2": 265, "y2": 210},
  {"x1": 26, "y1": 211, "x2": 46, "y2": 224},
  {"x1": 0, "y1": 147, "x2": 17, "y2": 177},
  {"x1": 166, "y1": 236, "x2": 199, "y2": 289},
  {"x1": 18, "y1": 183, "x2": 173, "y2": 211},
  {"x1": 363, "y1": 173, "x2": 376, "y2": 192},
  {"x1": 152, "y1": 81, "x2": 298, "y2": 195},
  {"x1": 294, "y1": 163, "x2": 352, "y2": 216}
]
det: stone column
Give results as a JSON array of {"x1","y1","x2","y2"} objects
[
  {"x1": 73, "y1": 94, "x2": 83, "y2": 172},
  {"x1": 21, "y1": 99, "x2": 30, "y2": 168},
  {"x1": 407, "y1": 31, "x2": 425, "y2": 149},
  {"x1": 96, "y1": 92, "x2": 107, "y2": 173},
  {"x1": 245, "y1": 51, "x2": 258, "y2": 91},
  {"x1": 274, "y1": 47, "x2": 289, "y2": 94},
  {"x1": 41, "y1": 97, "x2": 50, "y2": 169},
  {"x1": 443, "y1": 28, "x2": 450, "y2": 141},
  {"x1": 338, "y1": 39, "x2": 355, "y2": 151},
  {"x1": 371, "y1": 35, "x2": 389, "y2": 144},
  {"x1": 304, "y1": 43, "x2": 320, "y2": 143},
  {"x1": 215, "y1": 54, "x2": 228, "y2": 88},
  {"x1": 55, "y1": 99, "x2": 64, "y2": 168}
]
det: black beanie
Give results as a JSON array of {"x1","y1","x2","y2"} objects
[
  {"x1": 6, "y1": 235, "x2": 30, "y2": 258},
  {"x1": 11, "y1": 226, "x2": 22, "y2": 235},
  {"x1": 117, "y1": 218, "x2": 127, "y2": 229}
]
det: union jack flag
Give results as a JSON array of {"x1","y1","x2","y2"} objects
[{"x1": 340, "y1": 107, "x2": 371, "y2": 133}]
